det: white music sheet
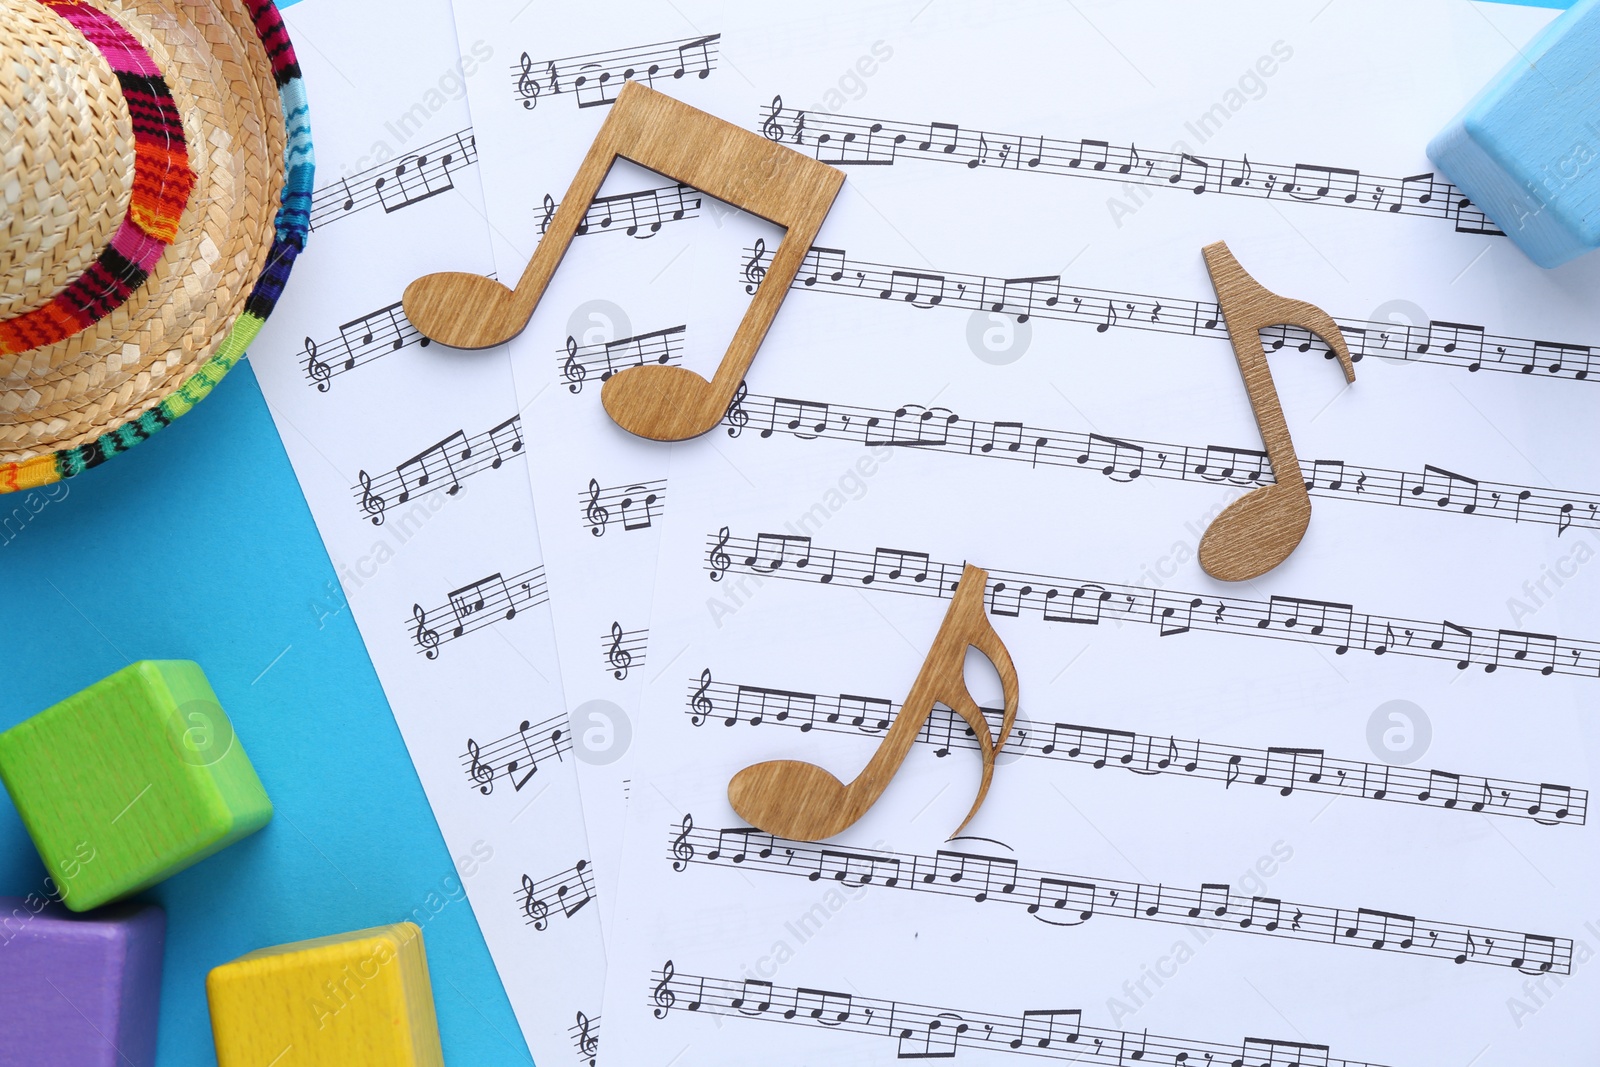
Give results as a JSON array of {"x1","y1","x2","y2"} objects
[
  {"x1": 505, "y1": 1, "x2": 1600, "y2": 1064},
  {"x1": 248, "y1": 1, "x2": 604, "y2": 1062},
  {"x1": 443, "y1": 3, "x2": 781, "y2": 928}
]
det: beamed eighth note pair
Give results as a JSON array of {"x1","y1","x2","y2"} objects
[{"x1": 402, "y1": 81, "x2": 1356, "y2": 843}]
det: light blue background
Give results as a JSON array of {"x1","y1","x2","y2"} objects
[
  {"x1": 0, "y1": 0, "x2": 1572, "y2": 1063},
  {"x1": 0, "y1": 360, "x2": 534, "y2": 1066}
]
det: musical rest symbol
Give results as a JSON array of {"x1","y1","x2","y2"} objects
[
  {"x1": 402, "y1": 82, "x2": 844, "y2": 442},
  {"x1": 1195, "y1": 241, "x2": 1356, "y2": 581},
  {"x1": 728, "y1": 564, "x2": 1019, "y2": 841}
]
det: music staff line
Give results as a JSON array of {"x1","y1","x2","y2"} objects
[
  {"x1": 667, "y1": 818, "x2": 1570, "y2": 974},
  {"x1": 603, "y1": 622, "x2": 647, "y2": 681},
  {"x1": 462, "y1": 710, "x2": 569, "y2": 794},
  {"x1": 706, "y1": 528, "x2": 1600, "y2": 680},
  {"x1": 412, "y1": 566, "x2": 547, "y2": 659},
  {"x1": 648, "y1": 962, "x2": 1397, "y2": 1066},
  {"x1": 512, "y1": 33, "x2": 720, "y2": 110},
  {"x1": 518, "y1": 859, "x2": 595, "y2": 930},
  {"x1": 751, "y1": 244, "x2": 1600, "y2": 387},
  {"x1": 302, "y1": 187, "x2": 694, "y2": 393},
  {"x1": 717, "y1": 388, "x2": 1600, "y2": 538},
  {"x1": 537, "y1": 182, "x2": 702, "y2": 241},
  {"x1": 583, "y1": 477, "x2": 666, "y2": 537},
  {"x1": 683, "y1": 671, "x2": 1585, "y2": 827},
  {"x1": 355, "y1": 415, "x2": 525, "y2": 524},
  {"x1": 758, "y1": 97, "x2": 1502, "y2": 236},
  {"x1": 310, "y1": 128, "x2": 476, "y2": 232},
  {"x1": 561, "y1": 323, "x2": 686, "y2": 394}
]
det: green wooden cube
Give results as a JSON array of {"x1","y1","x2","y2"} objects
[{"x1": 0, "y1": 661, "x2": 272, "y2": 911}]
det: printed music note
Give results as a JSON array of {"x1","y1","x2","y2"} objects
[
  {"x1": 619, "y1": 485, "x2": 659, "y2": 531},
  {"x1": 1196, "y1": 241, "x2": 1356, "y2": 581},
  {"x1": 927, "y1": 850, "x2": 1019, "y2": 902},
  {"x1": 374, "y1": 151, "x2": 457, "y2": 212},
  {"x1": 403, "y1": 82, "x2": 844, "y2": 442},
  {"x1": 395, "y1": 431, "x2": 471, "y2": 503},
  {"x1": 1241, "y1": 1037, "x2": 1332, "y2": 1067},
  {"x1": 728, "y1": 564, "x2": 1018, "y2": 840},
  {"x1": 448, "y1": 573, "x2": 516, "y2": 637},
  {"x1": 1011, "y1": 1009, "x2": 1082, "y2": 1049}
]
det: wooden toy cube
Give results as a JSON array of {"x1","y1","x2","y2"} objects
[
  {"x1": 0, "y1": 660, "x2": 272, "y2": 911},
  {"x1": 207, "y1": 922, "x2": 444, "y2": 1067},
  {"x1": 1427, "y1": 0, "x2": 1600, "y2": 266},
  {"x1": 0, "y1": 897, "x2": 165, "y2": 1067}
]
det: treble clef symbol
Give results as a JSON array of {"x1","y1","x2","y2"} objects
[
  {"x1": 564, "y1": 335, "x2": 587, "y2": 393},
  {"x1": 586, "y1": 478, "x2": 609, "y2": 537},
  {"x1": 467, "y1": 738, "x2": 494, "y2": 794},
  {"x1": 521, "y1": 873, "x2": 550, "y2": 930},
  {"x1": 517, "y1": 52, "x2": 540, "y2": 110},
  {"x1": 359, "y1": 470, "x2": 387, "y2": 526},
  {"x1": 742, "y1": 237, "x2": 767, "y2": 295},
  {"x1": 413, "y1": 604, "x2": 441, "y2": 660},
  {"x1": 671, "y1": 813, "x2": 695, "y2": 871},
  {"x1": 652, "y1": 960, "x2": 677, "y2": 1018},
  {"x1": 575, "y1": 1011, "x2": 598, "y2": 1063},
  {"x1": 708, "y1": 527, "x2": 732, "y2": 581},
  {"x1": 304, "y1": 337, "x2": 331, "y2": 392},
  {"x1": 607, "y1": 621, "x2": 632, "y2": 681},
  {"x1": 761, "y1": 95, "x2": 785, "y2": 142},
  {"x1": 724, "y1": 380, "x2": 749, "y2": 438},
  {"x1": 539, "y1": 192, "x2": 557, "y2": 235},
  {"x1": 690, "y1": 669, "x2": 713, "y2": 726}
]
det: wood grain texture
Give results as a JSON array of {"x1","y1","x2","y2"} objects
[
  {"x1": 728, "y1": 564, "x2": 1019, "y2": 842},
  {"x1": 206, "y1": 922, "x2": 443, "y2": 1067},
  {"x1": 402, "y1": 80, "x2": 845, "y2": 441},
  {"x1": 1197, "y1": 241, "x2": 1356, "y2": 583},
  {"x1": 0, "y1": 660, "x2": 272, "y2": 911}
]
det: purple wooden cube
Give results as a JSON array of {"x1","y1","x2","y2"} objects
[{"x1": 0, "y1": 896, "x2": 165, "y2": 1066}]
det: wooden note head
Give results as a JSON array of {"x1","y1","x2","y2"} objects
[
  {"x1": 601, "y1": 363, "x2": 727, "y2": 441},
  {"x1": 728, "y1": 759, "x2": 854, "y2": 842},
  {"x1": 1197, "y1": 481, "x2": 1310, "y2": 582},
  {"x1": 402, "y1": 272, "x2": 522, "y2": 349},
  {"x1": 401, "y1": 80, "x2": 844, "y2": 440},
  {"x1": 1197, "y1": 241, "x2": 1354, "y2": 582}
]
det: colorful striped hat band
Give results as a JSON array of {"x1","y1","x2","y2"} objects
[{"x1": 0, "y1": 0, "x2": 195, "y2": 357}]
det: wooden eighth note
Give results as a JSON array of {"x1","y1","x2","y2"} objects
[
  {"x1": 402, "y1": 81, "x2": 844, "y2": 441},
  {"x1": 1197, "y1": 241, "x2": 1356, "y2": 582},
  {"x1": 728, "y1": 564, "x2": 1019, "y2": 842}
]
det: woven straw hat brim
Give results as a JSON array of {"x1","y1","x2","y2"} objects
[{"x1": 0, "y1": 0, "x2": 312, "y2": 493}]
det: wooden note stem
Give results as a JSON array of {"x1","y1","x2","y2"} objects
[
  {"x1": 728, "y1": 564, "x2": 1019, "y2": 842},
  {"x1": 1197, "y1": 241, "x2": 1355, "y2": 582}
]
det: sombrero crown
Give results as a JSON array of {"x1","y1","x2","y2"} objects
[{"x1": 0, "y1": 0, "x2": 311, "y2": 493}]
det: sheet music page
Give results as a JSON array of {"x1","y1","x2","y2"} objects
[
  {"x1": 475, "y1": 1, "x2": 1600, "y2": 1063},
  {"x1": 245, "y1": 2, "x2": 604, "y2": 1061},
  {"x1": 443, "y1": 2, "x2": 783, "y2": 925}
]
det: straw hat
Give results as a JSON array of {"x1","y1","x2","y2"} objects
[{"x1": 0, "y1": 0, "x2": 312, "y2": 493}]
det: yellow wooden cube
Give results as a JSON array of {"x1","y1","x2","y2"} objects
[{"x1": 206, "y1": 922, "x2": 444, "y2": 1067}]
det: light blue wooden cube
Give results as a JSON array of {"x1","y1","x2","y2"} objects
[{"x1": 1427, "y1": 0, "x2": 1600, "y2": 267}]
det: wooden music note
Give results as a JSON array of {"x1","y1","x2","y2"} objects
[
  {"x1": 402, "y1": 81, "x2": 844, "y2": 440},
  {"x1": 1196, "y1": 241, "x2": 1356, "y2": 581},
  {"x1": 727, "y1": 564, "x2": 1019, "y2": 841}
]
